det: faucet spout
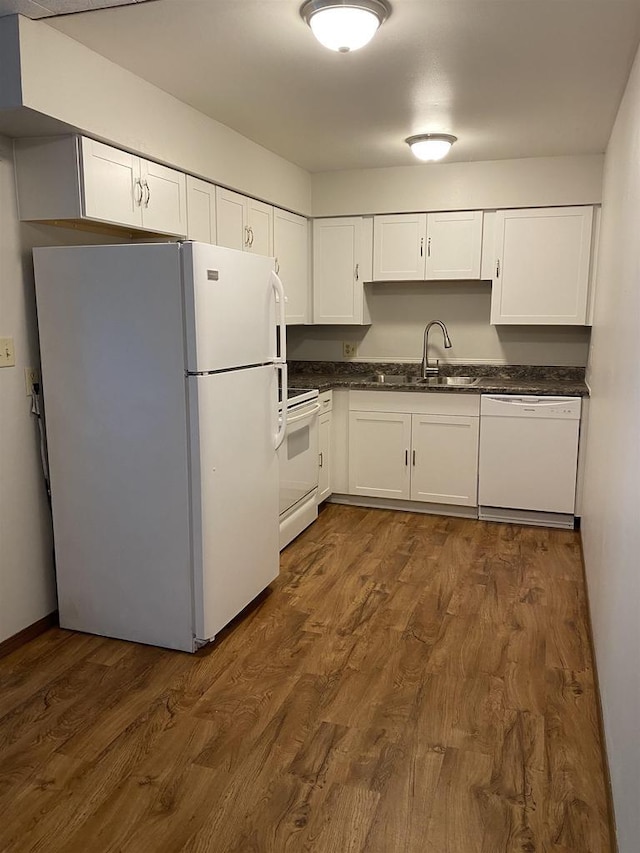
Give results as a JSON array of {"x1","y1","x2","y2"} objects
[{"x1": 421, "y1": 320, "x2": 452, "y2": 378}]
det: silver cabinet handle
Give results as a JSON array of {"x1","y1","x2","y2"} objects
[
  {"x1": 247, "y1": 226, "x2": 254, "y2": 247},
  {"x1": 134, "y1": 179, "x2": 143, "y2": 206},
  {"x1": 412, "y1": 449, "x2": 416, "y2": 466},
  {"x1": 420, "y1": 237, "x2": 424, "y2": 257},
  {"x1": 142, "y1": 180, "x2": 150, "y2": 208},
  {"x1": 319, "y1": 452, "x2": 323, "y2": 468},
  {"x1": 244, "y1": 226, "x2": 250, "y2": 247},
  {"x1": 496, "y1": 258, "x2": 500, "y2": 278},
  {"x1": 405, "y1": 449, "x2": 408, "y2": 466},
  {"x1": 427, "y1": 237, "x2": 431, "y2": 258},
  {"x1": 275, "y1": 257, "x2": 280, "y2": 274},
  {"x1": 355, "y1": 263, "x2": 359, "y2": 281}
]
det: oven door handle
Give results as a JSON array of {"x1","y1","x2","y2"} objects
[{"x1": 287, "y1": 402, "x2": 320, "y2": 426}]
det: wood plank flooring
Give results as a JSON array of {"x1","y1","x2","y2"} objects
[{"x1": 0, "y1": 505, "x2": 612, "y2": 852}]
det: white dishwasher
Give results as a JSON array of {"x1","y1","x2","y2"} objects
[{"x1": 478, "y1": 395, "x2": 582, "y2": 528}]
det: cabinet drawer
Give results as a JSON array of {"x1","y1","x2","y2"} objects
[
  {"x1": 349, "y1": 390, "x2": 480, "y2": 417},
  {"x1": 319, "y1": 390, "x2": 333, "y2": 413}
]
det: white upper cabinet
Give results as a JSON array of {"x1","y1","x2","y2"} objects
[
  {"x1": 216, "y1": 188, "x2": 274, "y2": 256},
  {"x1": 372, "y1": 211, "x2": 483, "y2": 281},
  {"x1": 186, "y1": 176, "x2": 217, "y2": 243},
  {"x1": 81, "y1": 140, "x2": 142, "y2": 229},
  {"x1": 138, "y1": 157, "x2": 188, "y2": 237},
  {"x1": 425, "y1": 211, "x2": 483, "y2": 279},
  {"x1": 490, "y1": 206, "x2": 594, "y2": 325},
  {"x1": 313, "y1": 217, "x2": 373, "y2": 325},
  {"x1": 373, "y1": 213, "x2": 426, "y2": 280},
  {"x1": 81, "y1": 139, "x2": 187, "y2": 236},
  {"x1": 14, "y1": 136, "x2": 187, "y2": 237},
  {"x1": 273, "y1": 208, "x2": 309, "y2": 325}
]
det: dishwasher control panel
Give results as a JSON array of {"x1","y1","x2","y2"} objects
[{"x1": 480, "y1": 395, "x2": 582, "y2": 420}]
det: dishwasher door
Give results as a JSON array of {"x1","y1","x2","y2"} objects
[{"x1": 478, "y1": 395, "x2": 582, "y2": 514}]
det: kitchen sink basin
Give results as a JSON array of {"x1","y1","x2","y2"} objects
[{"x1": 368, "y1": 373, "x2": 479, "y2": 387}]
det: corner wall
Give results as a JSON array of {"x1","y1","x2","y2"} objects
[{"x1": 581, "y1": 45, "x2": 640, "y2": 853}]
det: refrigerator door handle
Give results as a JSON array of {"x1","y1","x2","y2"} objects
[
  {"x1": 274, "y1": 362, "x2": 288, "y2": 450},
  {"x1": 270, "y1": 271, "x2": 287, "y2": 365}
]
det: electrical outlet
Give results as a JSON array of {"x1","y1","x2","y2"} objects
[
  {"x1": 343, "y1": 342, "x2": 357, "y2": 358},
  {"x1": 0, "y1": 337, "x2": 15, "y2": 367},
  {"x1": 25, "y1": 367, "x2": 40, "y2": 396}
]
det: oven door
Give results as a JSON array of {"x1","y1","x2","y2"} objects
[{"x1": 278, "y1": 398, "x2": 320, "y2": 517}]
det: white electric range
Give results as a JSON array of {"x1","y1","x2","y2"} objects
[{"x1": 278, "y1": 386, "x2": 320, "y2": 549}]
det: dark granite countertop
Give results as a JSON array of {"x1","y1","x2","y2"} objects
[{"x1": 287, "y1": 361, "x2": 589, "y2": 397}]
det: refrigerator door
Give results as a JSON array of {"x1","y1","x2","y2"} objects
[
  {"x1": 188, "y1": 364, "x2": 280, "y2": 641},
  {"x1": 182, "y1": 242, "x2": 277, "y2": 373}
]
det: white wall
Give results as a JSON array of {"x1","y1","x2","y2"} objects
[
  {"x1": 311, "y1": 155, "x2": 603, "y2": 217},
  {"x1": 581, "y1": 46, "x2": 640, "y2": 853},
  {"x1": 0, "y1": 16, "x2": 312, "y2": 216},
  {"x1": 0, "y1": 135, "x2": 137, "y2": 644},
  {"x1": 288, "y1": 282, "x2": 591, "y2": 365},
  {"x1": 0, "y1": 135, "x2": 56, "y2": 642}
]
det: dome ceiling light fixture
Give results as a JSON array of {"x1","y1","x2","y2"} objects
[
  {"x1": 300, "y1": 0, "x2": 391, "y2": 53},
  {"x1": 405, "y1": 133, "x2": 458, "y2": 162}
]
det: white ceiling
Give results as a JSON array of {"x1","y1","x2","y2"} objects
[{"x1": 5, "y1": 0, "x2": 640, "y2": 173}]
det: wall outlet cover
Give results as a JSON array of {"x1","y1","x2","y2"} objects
[
  {"x1": 343, "y1": 342, "x2": 357, "y2": 358},
  {"x1": 24, "y1": 367, "x2": 40, "y2": 395}
]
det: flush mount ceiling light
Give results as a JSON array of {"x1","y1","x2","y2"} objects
[
  {"x1": 300, "y1": 0, "x2": 391, "y2": 53},
  {"x1": 405, "y1": 133, "x2": 458, "y2": 162}
]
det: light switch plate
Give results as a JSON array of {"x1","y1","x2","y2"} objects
[{"x1": 0, "y1": 337, "x2": 15, "y2": 367}]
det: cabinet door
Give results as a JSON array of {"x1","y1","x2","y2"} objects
[
  {"x1": 491, "y1": 207, "x2": 593, "y2": 325},
  {"x1": 139, "y1": 159, "x2": 187, "y2": 236},
  {"x1": 348, "y1": 411, "x2": 411, "y2": 499},
  {"x1": 373, "y1": 214, "x2": 427, "y2": 280},
  {"x1": 80, "y1": 138, "x2": 142, "y2": 228},
  {"x1": 426, "y1": 211, "x2": 483, "y2": 279},
  {"x1": 318, "y1": 411, "x2": 332, "y2": 503},
  {"x1": 247, "y1": 198, "x2": 274, "y2": 256},
  {"x1": 410, "y1": 414, "x2": 479, "y2": 506},
  {"x1": 186, "y1": 176, "x2": 217, "y2": 243},
  {"x1": 274, "y1": 209, "x2": 309, "y2": 325},
  {"x1": 313, "y1": 217, "x2": 368, "y2": 324},
  {"x1": 216, "y1": 188, "x2": 248, "y2": 251}
]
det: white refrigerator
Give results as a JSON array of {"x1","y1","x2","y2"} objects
[{"x1": 33, "y1": 241, "x2": 287, "y2": 652}]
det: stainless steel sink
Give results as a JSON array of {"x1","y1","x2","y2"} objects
[
  {"x1": 368, "y1": 373, "x2": 479, "y2": 387},
  {"x1": 420, "y1": 376, "x2": 479, "y2": 386}
]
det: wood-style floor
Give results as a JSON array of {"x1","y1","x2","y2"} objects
[{"x1": 0, "y1": 505, "x2": 612, "y2": 853}]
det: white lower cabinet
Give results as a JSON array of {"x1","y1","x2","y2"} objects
[
  {"x1": 410, "y1": 413, "x2": 479, "y2": 506},
  {"x1": 348, "y1": 392, "x2": 480, "y2": 507},
  {"x1": 318, "y1": 392, "x2": 333, "y2": 503},
  {"x1": 349, "y1": 411, "x2": 412, "y2": 499}
]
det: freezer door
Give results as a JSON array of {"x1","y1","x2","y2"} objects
[
  {"x1": 182, "y1": 242, "x2": 277, "y2": 373},
  {"x1": 188, "y1": 365, "x2": 280, "y2": 641}
]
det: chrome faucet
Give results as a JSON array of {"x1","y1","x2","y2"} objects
[{"x1": 421, "y1": 321, "x2": 452, "y2": 377}]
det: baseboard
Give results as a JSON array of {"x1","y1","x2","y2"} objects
[
  {"x1": 0, "y1": 611, "x2": 59, "y2": 661},
  {"x1": 328, "y1": 494, "x2": 478, "y2": 519},
  {"x1": 577, "y1": 534, "x2": 618, "y2": 853}
]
